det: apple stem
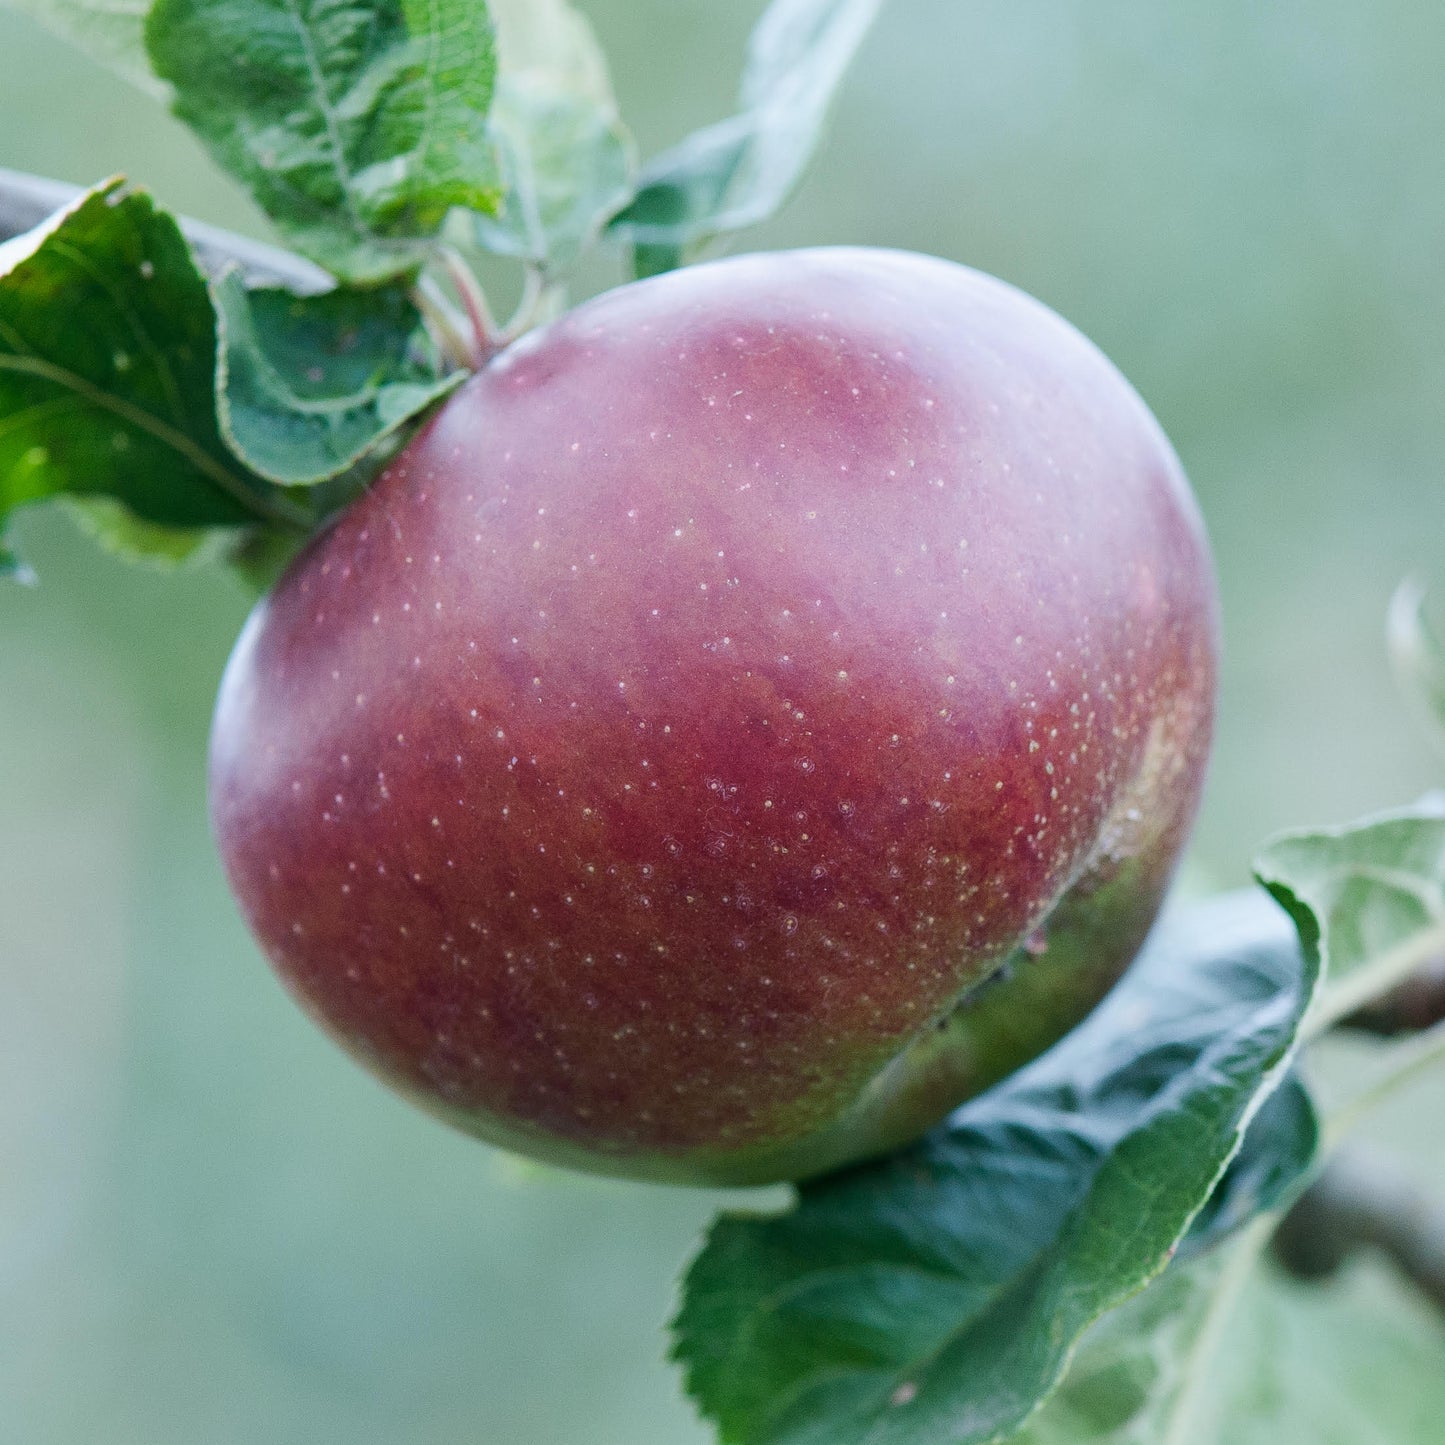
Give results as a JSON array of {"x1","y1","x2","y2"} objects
[
  {"x1": 439, "y1": 247, "x2": 502, "y2": 368},
  {"x1": 412, "y1": 275, "x2": 483, "y2": 374}
]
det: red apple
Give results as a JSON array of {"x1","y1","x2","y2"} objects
[{"x1": 209, "y1": 248, "x2": 1217, "y2": 1186}]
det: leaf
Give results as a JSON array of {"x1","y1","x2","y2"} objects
[
  {"x1": 673, "y1": 890, "x2": 1318, "y2": 1445},
  {"x1": 1016, "y1": 1247, "x2": 1445, "y2": 1444},
  {"x1": 1388, "y1": 577, "x2": 1445, "y2": 753},
  {"x1": 1180, "y1": 1072, "x2": 1318, "y2": 1258},
  {"x1": 1255, "y1": 796, "x2": 1445, "y2": 1033},
  {"x1": 1202, "y1": 1262, "x2": 1445, "y2": 1445},
  {"x1": 0, "y1": 179, "x2": 311, "y2": 577},
  {"x1": 214, "y1": 268, "x2": 463, "y2": 485},
  {"x1": 1007, "y1": 1242, "x2": 1241, "y2": 1445},
  {"x1": 0, "y1": 534, "x2": 36, "y2": 582},
  {"x1": 145, "y1": 0, "x2": 502, "y2": 284},
  {"x1": 5, "y1": 0, "x2": 160, "y2": 93},
  {"x1": 475, "y1": 0, "x2": 636, "y2": 275},
  {"x1": 63, "y1": 495, "x2": 245, "y2": 569},
  {"x1": 609, "y1": 0, "x2": 883, "y2": 278},
  {"x1": 228, "y1": 521, "x2": 310, "y2": 597}
]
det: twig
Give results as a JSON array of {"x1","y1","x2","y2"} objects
[
  {"x1": 411, "y1": 274, "x2": 481, "y2": 374},
  {"x1": 1308, "y1": 920, "x2": 1445, "y2": 1035},
  {"x1": 1340, "y1": 951, "x2": 1445, "y2": 1036},
  {"x1": 1273, "y1": 1146, "x2": 1445, "y2": 1317},
  {"x1": 438, "y1": 245, "x2": 500, "y2": 366}
]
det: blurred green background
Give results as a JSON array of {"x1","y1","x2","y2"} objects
[{"x1": 2, "y1": 2, "x2": 1443, "y2": 1442}]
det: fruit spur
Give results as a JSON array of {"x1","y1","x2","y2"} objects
[{"x1": 209, "y1": 247, "x2": 1218, "y2": 1186}]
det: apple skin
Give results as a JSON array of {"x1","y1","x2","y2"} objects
[{"x1": 209, "y1": 248, "x2": 1218, "y2": 1186}]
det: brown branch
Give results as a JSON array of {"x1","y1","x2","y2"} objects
[
  {"x1": 1273, "y1": 1145, "x2": 1445, "y2": 1317},
  {"x1": 0, "y1": 167, "x2": 329, "y2": 293},
  {"x1": 1338, "y1": 950, "x2": 1445, "y2": 1037}
]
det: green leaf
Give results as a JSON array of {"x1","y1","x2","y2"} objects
[
  {"x1": 1181, "y1": 1072, "x2": 1318, "y2": 1258},
  {"x1": 1008, "y1": 1242, "x2": 1241, "y2": 1445},
  {"x1": 63, "y1": 495, "x2": 244, "y2": 569},
  {"x1": 0, "y1": 179, "x2": 310, "y2": 577},
  {"x1": 214, "y1": 268, "x2": 462, "y2": 485},
  {"x1": 1255, "y1": 796, "x2": 1445, "y2": 1033},
  {"x1": 1017, "y1": 1247, "x2": 1445, "y2": 1444},
  {"x1": 610, "y1": 0, "x2": 883, "y2": 278},
  {"x1": 228, "y1": 521, "x2": 309, "y2": 597},
  {"x1": 1389, "y1": 577, "x2": 1445, "y2": 752},
  {"x1": 145, "y1": 0, "x2": 502, "y2": 285},
  {"x1": 475, "y1": 0, "x2": 636, "y2": 275},
  {"x1": 0, "y1": 533, "x2": 36, "y2": 582},
  {"x1": 6, "y1": 0, "x2": 160, "y2": 93},
  {"x1": 674, "y1": 890, "x2": 1318, "y2": 1445},
  {"x1": 1201, "y1": 1262, "x2": 1445, "y2": 1445}
]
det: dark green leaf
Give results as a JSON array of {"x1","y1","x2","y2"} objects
[
  {"x1": 1388, "y1": 577, "x2": 1445, "y2": 752},
  {"x1": 214, "y1": 268, "x2": 462, "y2": 485},
  {"x1": 475, "y1": 0, "x2": 636, "y2": 275},
  {"x1": 0, "y1": 179, "x2": 310, "y2": 577},
  {"x1": 674, "y1": 890, "x2": 1318, "y2": 1445},
  {"x1": 145, "y1": 0, "x2": 502, "y2": 284},
  {"x1": 610, "y1": 0, "x2": 882, "y2": 278},
  {"x1": 1255, "y1": 796, "x2": 1445, "y2": 1032}
]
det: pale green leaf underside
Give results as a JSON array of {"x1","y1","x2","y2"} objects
[
  {"x1": 145, "y1": 0, "x2": 502, "y2": 284},
  {"x1": 1019, "y1": 1245, "x2": 1445, "y2": 1444},
  {"x1": 476, "y1": 81, "x2": 635, "y2": 273},
  {"x1": 0, "y1": 179, "x2": 308, "y2": 576},
  {"x1": 610, "y1": 0, "x2": 884, "y2": 277},
  {"x1": 1255, "y1": 796, "x2": 1445, "y2": 1033},
  {"x1": 1012, "y1": 1244, "x2": 1238, "y2": 1445},
  {"x1": 475, "y1": 0, "x2": 635, "y2": 273},
  {"x1": 675, "y1": 891, "x2": 1316, "y2": 1445},
  {"x1": 215, "y1": 268, "x2": 462, "y2": 485}
]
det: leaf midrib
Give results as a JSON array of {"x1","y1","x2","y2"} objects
[
  {"x1": 281, "y1": 0, "x2": 369, "y2": 241},
  {"x1": 0, "y1": 352, "x2": 306, "y2": 527}
]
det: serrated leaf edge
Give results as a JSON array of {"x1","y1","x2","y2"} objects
[{"x1": 212, "y1": 264, "x2": 467, "y2": 487}]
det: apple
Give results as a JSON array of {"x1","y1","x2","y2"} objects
[{"x1": 208, "y1": 248, "x2": 1218, "y2": 1186}]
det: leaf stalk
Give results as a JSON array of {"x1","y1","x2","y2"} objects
[{"x1": 438, "y1": 245, "x2": 501, "y2": 367}]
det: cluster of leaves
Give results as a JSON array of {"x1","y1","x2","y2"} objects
[
  {"x1": 0, "y1": 0, "x2": 880, "y2": 583},
  {"x1": 669, "y1": 590, "x2": 1445, "y2": 1444}
]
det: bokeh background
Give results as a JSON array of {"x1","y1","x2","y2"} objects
[{"x1": 2, "y1": 2, "x2": 1444, "y2": 1441}]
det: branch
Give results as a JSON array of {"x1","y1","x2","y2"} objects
[
  {"x1": 1339, "y1": 950, "x2": 1445, "y2": 1036},
  {"x1": 1273, "y1": 1145, "x2": 1445, "y2": 1317},
  {"x1": 0, "y1": 167, "x2": 330, "y2": 293}
]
